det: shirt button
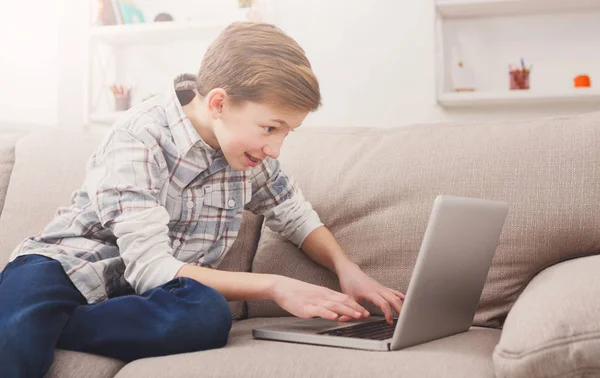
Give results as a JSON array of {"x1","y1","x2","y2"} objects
[
  {"x1": 227, "y1": 199, "x2": 236, "y2": 208},
  {"x1": 186, "y1": 200, "x2": 194, "y2": 209},
  {"x1": 173, "y1": 240, "x2": 181, "y2": 247}
]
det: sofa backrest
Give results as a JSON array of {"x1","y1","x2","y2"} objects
[
  {"x1": 248, "y1": 111, "x2": 600, "y2": 328},
  {"x1": 0, "y1": 129, "x2": 263, "y2": 274},
  {"x1": 0, "y1": 130, "x2": 109, "y2": 269},
  {"x1": 0, "y1": 128, "x2": 263, "y2": 318},
  {"x1": 0, "y1": 133, "x2": 22, "y2": 217}
]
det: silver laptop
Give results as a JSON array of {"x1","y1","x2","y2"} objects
[{"x1": 252, "y1": 195, "x2": 509, "y2": 351}]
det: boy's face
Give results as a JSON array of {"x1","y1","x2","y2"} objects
[{"x1": 213, "y1": 100, "x2": 308, "y2": 171}]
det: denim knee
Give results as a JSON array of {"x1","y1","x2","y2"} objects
[
  {"x1": 167, "y1": 278, "x2": 233, "y2": 349},
  {"x1": 0, "y1": 255, "x2": 84, "y2": 377},
  {"x1": 0, "y1": 315, "x2": 42, "y2": 377}
]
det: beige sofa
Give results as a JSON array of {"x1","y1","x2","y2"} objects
[{"x1": 1, "y1": 112, "x2": 600, "y2": 377}]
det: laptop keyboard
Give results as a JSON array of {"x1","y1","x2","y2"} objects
[{"x1": 317, "y1": 319, "x2": 398, "y2": 340}]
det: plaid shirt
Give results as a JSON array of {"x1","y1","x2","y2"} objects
[{"x1": 11, "y1": 74, "x2": 322, "y2": 303}]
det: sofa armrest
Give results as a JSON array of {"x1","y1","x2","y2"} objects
[{"x1": 493, "y1": 254, "x2": 600, "y2": 378}]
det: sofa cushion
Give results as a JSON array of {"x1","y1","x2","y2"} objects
[
  {"x1": 0, "y1": 129, "x2": 262, "y2": 319},
  {"x1": 493, "y1": 255, "x2": 600, "y2": 378},
  {"x1": 46, "y1": 349, "x2": 125, "y2": 378},
  {"x1": 217, "y1": 211, "x2": 264, "y2": 319},
  {"x1": 0, "y1": 133, "x2": 23, "y2": 217},
  {"x1": 248, "y1": 112, "x2": 600, "y2": 328},
  {"x1": 114, "y1": 317, "x2": 500, "y2": 378}
]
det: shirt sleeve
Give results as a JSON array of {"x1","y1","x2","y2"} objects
[
  {"x1": 245, "y1": 157, "x2": 323, "y2": 247},
  {"x1": 84, "y1": 127, "x2": 185, "y2": 294}
]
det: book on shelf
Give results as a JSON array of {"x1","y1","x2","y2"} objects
[
  {"x1": 110, "y1": 0, "x2": 124, "y2": 24},
  {"x1": 97, "y1": 0, "x2": 145, "y2": 25},
  {"x1": 97, "y1": 0, "x2": 116, "y2": 25}
]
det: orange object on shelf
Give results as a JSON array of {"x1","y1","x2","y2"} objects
[{"x1": 574, "y1": 75, "x2": 591, "y2": 88}]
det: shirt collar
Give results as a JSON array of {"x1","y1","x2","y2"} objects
[{"x1": 164, "y1": 74, "x2": 216, "y2": 157}]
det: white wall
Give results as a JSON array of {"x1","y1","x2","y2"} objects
[
  {"x1": 0, "y1": 1, "x2": 59, "y2": 128},
  {"x1": 7, "y1": 0, "x2": 598, "y2": 130},
  {"x1": 268, "y1": 0, "x2": 600, "y2": 128},
  {"x1": 57, "y1": 0, "x2": 88, "y2": 128},
  {"x1": 270, "y1": 0, "x2": 439, "y2": 128}
]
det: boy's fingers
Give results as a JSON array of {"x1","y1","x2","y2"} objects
[
  {"x1": 342, "y1": 297, "x2": 369, "y2": 317},
  {"x1": 367, "y1": 293, "x2": 394, "y2": 324},
  {"x1": 308, "y1": 306, "x2": 339, "y2": 321},
  {"x1": 380, "y1": 290, "x2": 403, "y2": 315},
  {"x1": 393, "y1": 290, "x2": 406, "y2": 300},
  {"x1": 326, "y1": 301, "x2": 363, "y2": 319},
  {"x1": 329, "y1": 291, "x2": 369, "y2": 317}
]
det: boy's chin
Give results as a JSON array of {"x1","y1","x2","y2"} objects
[
  {"x1": 229, "y1": 164, "x2": 248, "y2": 171},
  {"x1": 224, "y1": 156, "x2": 249, "y2": 171}
]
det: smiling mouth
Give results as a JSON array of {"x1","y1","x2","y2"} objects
[{"x1": 245, "y1": 152, "x2": 260, "y2": 163}]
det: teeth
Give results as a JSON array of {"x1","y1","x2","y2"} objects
[{"x1": 246, "y1": 153, "x2": 259, "y2": 163}]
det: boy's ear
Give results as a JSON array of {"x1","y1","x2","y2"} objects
[{"x1": 207, "y1": 88, "x2": 227, "y2": 120}]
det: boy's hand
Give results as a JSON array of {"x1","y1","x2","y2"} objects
[
  {"x1": 336, "y1": 261, "x2": 405, "y2": 324},
  {"x1": 271, "y1": 276, "x2": 369, "y2": 321}
]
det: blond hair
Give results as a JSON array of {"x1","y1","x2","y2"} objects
[{"x1": 196, "y1": 22, "x2": 321, "y2": 112}]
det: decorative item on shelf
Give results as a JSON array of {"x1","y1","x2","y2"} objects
[
  {"x1": 574, "y1": 74, "x2": 591, "y2": 88},
  {"x1": 97, "y1": 0, "x2": 117, "y2": 25},
  {"x1": 237, "y1": 0, "x2": 265, "y2": 21},
  {"x1": 111, "y1": 85, "x2": 132, "y2": 111},
  {"x1": 509, "y1": 58, "x2": 532, "y2": 90},
  {"x1": 248, "y1": 0, "x2": 266, "y2": 22},
  {"x1": 118, "y1": 0, "x2": 145, "y2": 24},
  {"x1": 154, "y1": 13, "x2": 174, "y2": 22},
  {"x1": 97, "y1": 0, "x2": 144, "y2": 25},
  {"x1": 451, "y1": 61, "x2": 476, "y2": 92}
]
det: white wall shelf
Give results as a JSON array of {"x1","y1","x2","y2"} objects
[
  {"x1": 438, "y1": 88, "x2": 600, "y2": 107},
  {"x1": 437, "y1": 0, "x2": 600, "y2": 19},
  {"x1": 86, "y1": 18, "x2": 237, "y2": 124},
  {"x1": 435, "y1": 0, "x2": 600, "y2": 111},
  {"x1": 91, "y1": 21, "x2": 228, "y2": 45},
  {"x1": 84, "y1": 0, "x2": 254, "y2": 125}
]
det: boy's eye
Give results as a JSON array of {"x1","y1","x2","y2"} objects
[{"x1": 263, "y1": 126, "x2": 275, "y2": 133}]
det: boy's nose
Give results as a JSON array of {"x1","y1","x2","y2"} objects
[{"x1": 263, "y1": 144, "x2": 280, "y2": 159}]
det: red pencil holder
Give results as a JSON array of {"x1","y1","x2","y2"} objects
[{"x1": 509, "y1": 69, "x2": 530, "y2": 90}]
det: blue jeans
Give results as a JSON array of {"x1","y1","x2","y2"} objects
[{"x1": 0, "y1": 254, "x2": 233, "y2": 378}]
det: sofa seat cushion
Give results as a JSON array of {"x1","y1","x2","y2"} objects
[
  {"x1": 114, "y1": 317, "x2": 500, "y2": 378},
  {"x1": 248, "y1": 112, "x2": 600, "y2": 327},
  {"x1": 46, "y1": 349, "x2": 125, "y2": 378}
]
